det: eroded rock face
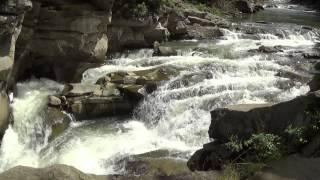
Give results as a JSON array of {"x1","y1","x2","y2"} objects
[
  {"x1": 13, "y1": 0, "x2": 114, "y2": 83},
  {"x1": 163, "y1": 9, "x2": 227, "y2": 40},
  {"x1": 108, "y1": 18, "x2": 169, "y2": 52},
  {"x1": 0, "y1": 0, "x2": 31, "y2": 141}
]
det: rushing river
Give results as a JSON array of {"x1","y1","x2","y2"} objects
[{"x1": 0, "y1": 2, "x2": 319, "y2": 175}]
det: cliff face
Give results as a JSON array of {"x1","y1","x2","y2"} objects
[
  {"x1": 0, "y1": 0, "x2": 32, "y2": 141},
  {"x1": 12, "y1": 0, "x2": 114, "y2": 83}
]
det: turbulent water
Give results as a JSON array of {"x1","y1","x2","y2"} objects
[{"x1": 0, "y1": 2, "x2": 319, "y2": 175}]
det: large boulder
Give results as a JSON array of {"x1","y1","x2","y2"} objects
[
  {"x1": 209, "y1": 92, "x2": 319, "y2": 142},
  {"x1": 12, "y1": 0, "x2": 114, "y2": 83},
  {"x1": 115, "y1": 150, "x2": 220, "y2": 179},
  {"x1": 188, "y1": 90, "x2": 320, "y2": 171}
]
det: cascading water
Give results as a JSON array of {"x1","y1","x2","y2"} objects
[
  {"x1": 0, "y1": 79, "x2": 63, "y2": 171},
  {"x1": 0, "y1": 3, "x2": 319, "y2": 176}
]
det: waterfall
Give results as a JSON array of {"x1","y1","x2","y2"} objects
[
  {"x1": 0, "y1": 79, "x2": 63, "y2": 171},
  {"x1": 0, "y1": 7, "x2": 318, "y2": 175}
]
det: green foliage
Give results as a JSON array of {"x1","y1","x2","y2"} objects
[
  {"x1": 285, "y1": 125, "x2": 308, "y2": 148},
  {"x1": 226, "y1": 133, "x2": 282, "y2": 163},
  {"x1": 113, "y1": 0, "x2": 161, "y2": 18},
  {"x1": 244, "y1": 133, "x2": 282, "y2": 162},
  {"x1": 225, "y1": 133, "x2": 282, "y2": 179},
  {"x1": 132, "y1": 2, "x2": 149, "y2": 17},
  {"x1": 226, "y1": 135, "x2": 244, "y2": 152},
  {"x1": 160, "y1": 0, "x2": 176, "y2": 7}
]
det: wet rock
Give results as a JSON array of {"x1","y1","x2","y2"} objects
[
  {"x1": 187, "y1": 16, "x2": 217, "y2": 27},
  {"x1": 0, "y1": 90, "x2": 10, "y2": 140},
  {"x1": 258, "y1": 45, "x2": 283, "y2": 53},
  {"x1": 186, "y1": 25, "x2": 223, "y2": 40},
  {"x1": 253, "y1": 5, "x2": 264, "y2": 12},
  {"x1": 275, "y1": 70, "x2": 311, "y2": 83},
  {"x1": 235, "y1": 0, "x2": 254, "y2": 13},
  {"x1": 255, "y1": 21, "x2": 269, "y2": 24},
  {"x1": 265, "y1": 4, "x2": 278, "y2": 8},
  {"x1": 315, "y1": 62, "x2": 320, "y2": 71},
  {"x1": 116, "y1": 151, "x2": 219, "y2": 179},
  {"x1": 153, "y1": 44, "x2": 178, "y2": 57},
  {"x1": 62, "y1": 84, "x2": 101, "y2": 97},
  {"x1": 48, "y1": 95, "x2": 62, "y2": 107},
  {"x1": 303, "y1": 52, "x2": 320, "y2": 59},
  {"x1": 188, "y1": 141, "x2": 234, "y2": 171},
  {"x1": 309, "y1": 74, "x2": 320, "y2": 92},
  {"x1": 59, "y1": 67, "x2": 179, "y2": 120},
  {"x1": 45, "y1": 107, "x2": 71, "y2": 141},
  {"x1": 166, "y1": 11, "x2": 189, "y2": 38},
  {"x1": 70, "y1": 96, "x2": 133, "y2": 120}
]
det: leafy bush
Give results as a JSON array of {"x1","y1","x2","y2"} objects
[{"x1": 226, "y1": 133, "x2": 282, "y2": 163}]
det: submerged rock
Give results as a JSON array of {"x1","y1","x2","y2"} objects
[
  {"x1": 249, "y1": 45, "x2": 283, "y2": 53},
  {"x1": 153, "y1": 43, "x2": 178, "y2": 57},
  {"x1": 45, "y1": 107, "x2": 71, "y2": 141}
]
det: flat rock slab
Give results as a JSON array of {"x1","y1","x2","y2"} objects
[
  {"x1": 226, "y1": 103, "x2": 275, "y2": 112},
  {"x1": 65, "y1": 84, "x2": 101, "y2": 96}
]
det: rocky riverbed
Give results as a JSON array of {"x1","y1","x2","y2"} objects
[{"x1": 0, "y1": 0, "x2": 320, "y2": 179}]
